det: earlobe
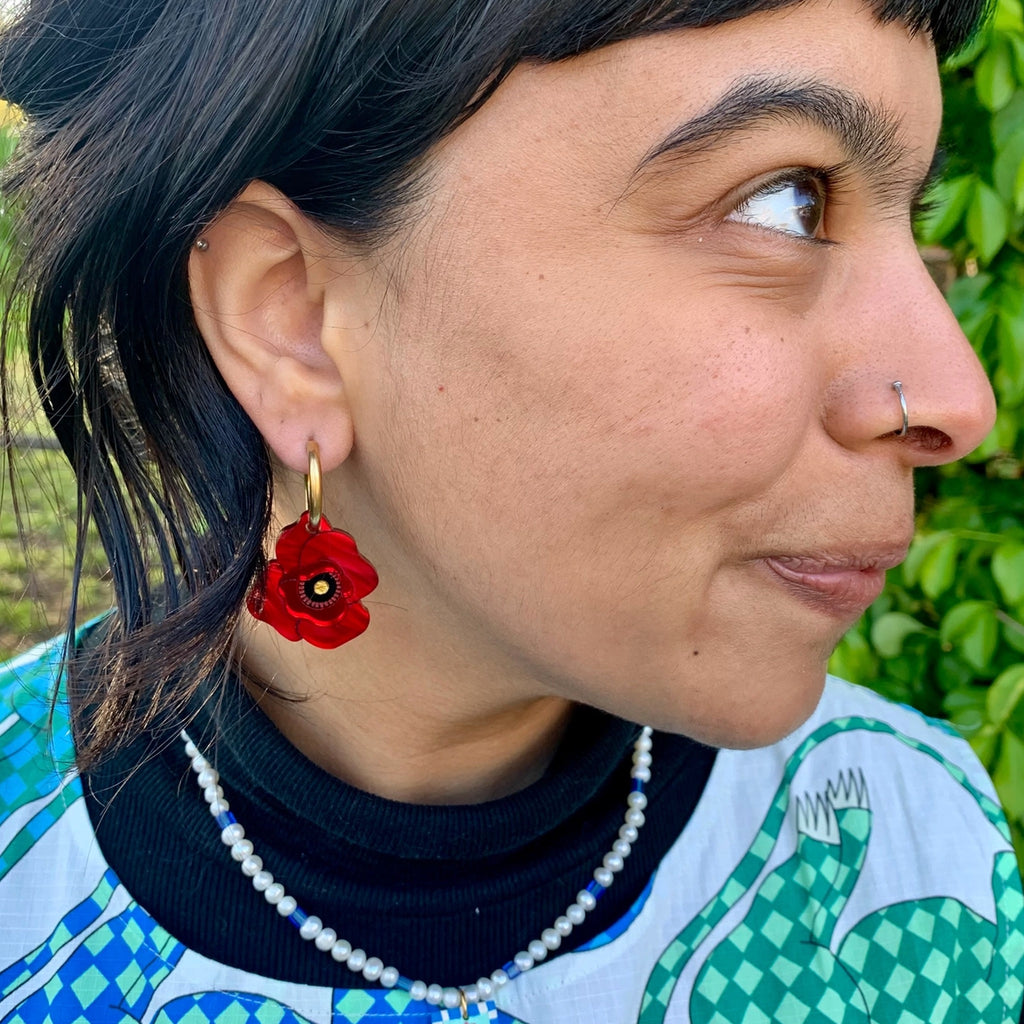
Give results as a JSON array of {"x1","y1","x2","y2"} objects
[{"x1": 188, "y1": 181, "x2": 353, "y2": 474}]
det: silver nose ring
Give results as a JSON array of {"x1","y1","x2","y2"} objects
[{"x1": 891, "y1": 381, "x2": 908, "y2": 437}]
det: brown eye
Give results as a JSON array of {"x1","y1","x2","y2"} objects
[{"x1": 727, "y1": 172, "x2": 827, "y2": 239}]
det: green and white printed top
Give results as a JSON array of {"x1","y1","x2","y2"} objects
[{"x1": 0, "y1": 635, "x2": 1022, "y2": 1024}]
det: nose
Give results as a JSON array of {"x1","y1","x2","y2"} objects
[{"x1": 822, "y1": 242, "x2": 996, "y2": 466}]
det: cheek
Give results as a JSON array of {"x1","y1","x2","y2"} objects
[{"x1": 376, "y1": 274, "x2": 813, "y2": 576}]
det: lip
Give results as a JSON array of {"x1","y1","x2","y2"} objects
[{"x1": 762, "y1": 549, "x2": 907, "y2": 619}]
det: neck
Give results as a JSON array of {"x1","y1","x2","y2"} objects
[{"x1": 240, "y1": 628, "x2": 574, "y2": 805}]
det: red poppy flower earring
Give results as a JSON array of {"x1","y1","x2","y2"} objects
[{"x1": 246, "y1": 441, "x2": 379, "y2": 648}]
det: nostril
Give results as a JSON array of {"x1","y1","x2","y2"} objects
[{"x1": 898, "y1": 425, "x2": 952, "y2": 452}]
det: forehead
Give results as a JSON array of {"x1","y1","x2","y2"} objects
[{"x1": 436, "y1": 0, "x2": 940, "y2": 185}]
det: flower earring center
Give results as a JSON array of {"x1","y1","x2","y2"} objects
[{"x1": 303, "y1": 572, "x2": 339, "y2": 606}]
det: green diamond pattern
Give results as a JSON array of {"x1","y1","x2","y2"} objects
[
  {"x1": 641, "y1": 716, "x2": 1024, "y2": 1024},
  {"x1": 335, "y1": 988, "x2": 376, "y2": 1022}
]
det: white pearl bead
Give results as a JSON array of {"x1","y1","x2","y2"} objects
[
  {"x1": 230, "y1": 839, "x2": 254, "y2": 862},
  {"x1": 641, "y1": 725, "x2": 653, "y2": 737},
  {"x1": 180, "y1": 726, "x2": 662, "y2": 1011},
  {"x1": 604, "y1": 852, "x2": 625, "y2": 873},
  {"x1": 514, "y1": 951, "x2": 534, "y2": 973},
  {"x1": 221, "y1": 823, "x2": 245, "y2": 845},
  {"x1": 241, "y1": 855, "x2": 263, "y2": 877}
]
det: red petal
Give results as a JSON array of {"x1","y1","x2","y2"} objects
[
  {"x1": 272, "y1": 512, "x2": 320, "y2": 566},
  {"x1": 247, "y1": 563, "x2": 302, "y2": 641},
  {"x1": 279, "y1": 574, "x2": 350, "y2": 625},
  {"x1": 300, "y1": 529, "x2": 379, "y2": 599},
  {"x1": 297, "y1": 601, "x2": 371, "y2": 649}
]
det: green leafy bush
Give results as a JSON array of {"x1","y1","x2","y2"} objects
[{"x1": 830, "y1": 0, "x2": 1024, "y2": 869}]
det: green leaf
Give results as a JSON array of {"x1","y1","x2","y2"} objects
[
  {"x1": 988, "y1": 664, "x2": 1024, "y2": 738},
  {"x1": 870, "y1": 612, "x2": 930, "y2": 659},
  {"x1": 995, "y1": 312, "x2": 1024, "y2": 405},
  {"x1": 829, "y1": 630, "x2": 876, "y2": 685},
  {"x1": 994, "y1": 0, "x2": 1024, "y2": 34},
  {"x1": 973, "y1": 406, "x2": 1020, "y2": 461},
  {"x1": 944, "y1": 686, "x2": 989, "y2": 737},
  {"x1": 966, "y1": 182, "x2": 1011, "y2": 263},
  {"x1": 976, "y1": 37, "x2": 1018, "y2": 111},
  {"x1": 993, "y1": 542, "x2": 1024, "y2": 605},
  {"x1": 993, "y1": 730, "x2": 1024, "y2": 820},
  {"x1": 920, "y1": 534, "x2": 961, "y2": 599},
  {"x1": 944, "y1": 23, "x2": 991, "y2": 70},
  {"x1": 1015, "y1": 156, "x2": 1024, "y2": 214},
  {"x1": 993, "y1": 122, "x2": 1024, "y2": 204},
  {"x1": 937, "y1": 654, "x2": 976, "y2": 694},
  {"x1": 918, "y1": 175, "x2": 976, "y2": 243},
  {"x1": 969, "y1": 723, "x2": 1002, "y2": 767},
  {"x1": 940, "y1": 601, "x2": 999, "y2": 673},
  {"x1": 1012, "y1": 34, "x2": 1024, "y2": 84}
]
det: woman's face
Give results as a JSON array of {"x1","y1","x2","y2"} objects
[{"x1": 323, "y1": 0, "x2": 995, "y2": 747}]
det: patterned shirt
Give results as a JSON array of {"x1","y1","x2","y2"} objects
[{"x1": 1, "y1": 636, "x2": 1022, "y2": 1024}]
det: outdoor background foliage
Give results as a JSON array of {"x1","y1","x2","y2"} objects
[
  {"x1": 830, "y1": 0, "x2": 1024, "y2": 869},
  {"x1": 1, "y1": 6, "x2": 1024, "y2": 867}
]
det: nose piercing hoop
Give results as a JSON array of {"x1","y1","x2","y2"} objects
[{"x1": 891, "y1": 381, "x2": 909, "y2": 437}]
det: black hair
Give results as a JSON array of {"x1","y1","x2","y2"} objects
[{"x1": 0, "y1": 0, "x2": 990, "y2": 763}]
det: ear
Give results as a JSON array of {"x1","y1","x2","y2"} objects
[{"x1": 188, "y1": 181, "x2": 358, "y2": 474}]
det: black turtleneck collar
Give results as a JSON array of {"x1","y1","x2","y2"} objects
[{"x1": 83, "y1": 672, "x2": 715, "y2": 987}]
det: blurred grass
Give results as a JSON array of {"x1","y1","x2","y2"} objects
[
  {"x1": 2, "y1": 352, "x2": 112, "y2": 661},
  {"x1": 0, "y1": 115, "x2": 111, "y2": 660}
]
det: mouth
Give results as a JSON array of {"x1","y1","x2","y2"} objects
[{"x1": 761, "y1": 548, "x2": 908, "y2": 619}]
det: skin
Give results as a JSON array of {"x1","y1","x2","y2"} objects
[{"x1": 190, "y1": 0, "x2": 995, "y2": 804}]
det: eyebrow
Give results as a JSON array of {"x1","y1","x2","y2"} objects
[{"x1": 635, "y1": 74, "x2": 935, "y2": 207}]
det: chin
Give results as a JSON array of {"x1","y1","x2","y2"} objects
[{"x1": 653, "y1": 661, "x2": 829, "y2": 751}]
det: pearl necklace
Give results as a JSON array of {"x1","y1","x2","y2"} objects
[{"x1": 181, "y1": 724, "x2": 653, "y2": 1013}]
